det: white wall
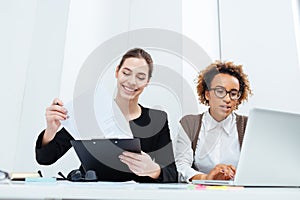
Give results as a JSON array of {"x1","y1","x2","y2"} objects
[
  {"x1": 182, "y1": 0, "x2": 220, "y2": 114},
  {"x1": 0, "y1": 0, "x2": 37, "y2": 172},
  {"x1": 1, "y1": 0, "x2": 299, "y2": 177},
  {"x1": 292, "y1": 0, "x2": 300, "y2": 70},
  {"x1": 183, "y1": 0, "x2": 220, "y2": 61},
  {"x1": 219, "y1": 0, "x2": 300, "y2": 114},
  {"x1": 14, "y1": 0, "x2": 71, "y2": 175},
  {"x1": 0, "y1": 0, "x2": 70, "y2": 175}
]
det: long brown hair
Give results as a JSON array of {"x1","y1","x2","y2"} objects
[{"x1": 117, "y1": 48, "x2": 153, "y2": 79}]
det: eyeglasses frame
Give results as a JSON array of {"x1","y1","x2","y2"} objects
[{"x1": 209, "y1": 86, "x2": 241, "y2": 100}]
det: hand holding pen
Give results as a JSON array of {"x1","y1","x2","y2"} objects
[{"x1": 42, "y1": 98, "x2": 68, "y2": 146}]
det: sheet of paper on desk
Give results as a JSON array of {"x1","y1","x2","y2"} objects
[
  {"x1": 57, "y1": 180, "x2": 138, "y2": 188},
  {"x1": 0, "y1": 179, "x2": 10, "y2": 184}
]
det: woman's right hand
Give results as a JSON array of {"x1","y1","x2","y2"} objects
[
  {"x1": 206, "y1": 164, "x2": 235, "y2": 180},
  {"x1": 190, "y1": 164, "x2": 236, "y2": 181},
  {"x1": 42, "y1": 98, "x2": 68, "y2": 146}
]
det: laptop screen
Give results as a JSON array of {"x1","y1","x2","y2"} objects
[{"x1": 235, "y1": 108, "x2": 300, "y2": 186}]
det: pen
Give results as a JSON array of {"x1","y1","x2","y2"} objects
[
  {"x1": 38, "y1": 170, "x2": 43, "y2": 177},
  {"x1": 55, "y1": 101, "x2": 69, "y2": 119},
  {"x1": 57, "y1": 172, "x2": 67, "y2": 180}
]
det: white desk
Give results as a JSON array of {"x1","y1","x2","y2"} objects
[{"x1": 0, "y1": 181, "x2": 299, "y2": 200}]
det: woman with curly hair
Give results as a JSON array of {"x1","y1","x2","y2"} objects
[{"x1": 175, "y1": 61, "x2": 252, "y2": 182}]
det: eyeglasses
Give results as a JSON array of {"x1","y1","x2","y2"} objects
[
  {"x1": 209, "y1": 86, "x2": 241, "y2": 100},
  {"x1": 0, "y1": 170, "x2": 9, "y2": 181}
]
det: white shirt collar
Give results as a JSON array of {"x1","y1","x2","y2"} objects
[{"x1": 203, "y1": 110, "x2": 236, "y2": 136}]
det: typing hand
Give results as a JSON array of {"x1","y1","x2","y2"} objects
[
  {"x1": 207, "y1": 164, "x2": 236, "y2": 180},
  {"x1": 119, "y1": 151, "x2": 161, "y2": 179}
]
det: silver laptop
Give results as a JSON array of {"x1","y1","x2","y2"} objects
[{"x1": 193, "y1": 108, "x2": 300, "y2": 187}]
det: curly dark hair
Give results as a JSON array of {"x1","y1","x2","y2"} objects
[{"x1": 197, "y1": 61, "x2": 252, "y2": 109}]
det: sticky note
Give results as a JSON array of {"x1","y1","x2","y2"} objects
[{"x1": 25, "y1": 177, "x2": 56, "y2": 183}]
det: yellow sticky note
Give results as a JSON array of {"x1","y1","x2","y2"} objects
[{"x1": 207, "y1": 186, "x2": 228, "y2": 190}]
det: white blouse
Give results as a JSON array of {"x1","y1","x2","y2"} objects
[{"x1": 175, "y1": 111, "x2": 240, "y2": 182}]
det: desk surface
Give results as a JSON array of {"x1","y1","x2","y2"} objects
[{"x1": 0, "y1": 181, "x2": 300, "y2": 200}]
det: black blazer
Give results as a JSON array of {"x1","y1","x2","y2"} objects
[{"x1": 35, "y1": 106, "x2": 178, "y2": 183}]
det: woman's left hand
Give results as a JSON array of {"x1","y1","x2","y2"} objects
[{"x1": 119, "y1": 151, "x2": 161, "y2": 179}]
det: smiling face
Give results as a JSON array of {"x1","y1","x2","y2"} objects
[
  {"x1": 205, "y1": 73, "x2": 240, "y2": 122},
  {"x1": 115, "y1": 57, "x2": 149, "y2": 102}
]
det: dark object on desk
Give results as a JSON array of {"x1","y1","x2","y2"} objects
[
  {"x1": 71, "y1": 138, "x2": 141, "y2": 181},
  {"x1": 66, "y1": 169, "x2": 97, "y2": 182},
  {"x1": 0, "y1": 170, "x2": 9, "y2": 181},
  {"x1": 37, "y1": 170, "x2": 43, "y2": 177}
]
